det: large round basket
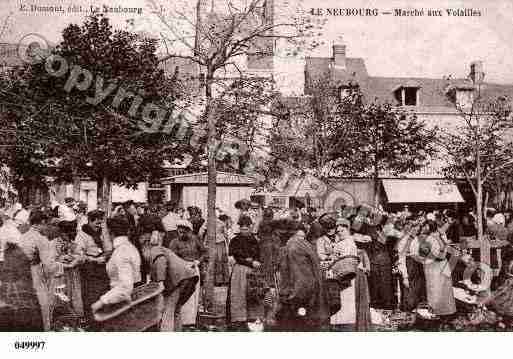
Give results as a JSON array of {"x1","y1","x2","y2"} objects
[{"x1": 329, "y1": 255, "x2": 359, "y2": 282}]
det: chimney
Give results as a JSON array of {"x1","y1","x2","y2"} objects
[
  {"x1": 469, "y1": 61, "x2": 485, "y2": 84},
  {"x1": 194, "y1": 0, "x2": 210, "y2": 53},
  {"x1": 332, "y1": 44, "x2": 346, "y2": 70}
]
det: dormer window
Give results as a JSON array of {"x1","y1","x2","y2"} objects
[
  {"x1": 445, "y1": 83, "x2": 475, "y2": 109},
  {"x1": 393, "y1": 84, "x2": 421, "y2": 106},
  {"x1": 404, "y1": 87, "x2": 418, "y2": 106}
]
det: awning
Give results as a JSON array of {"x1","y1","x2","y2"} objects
[{"x1": 382, "y1": 179, "x2": 464, "y2": 203}]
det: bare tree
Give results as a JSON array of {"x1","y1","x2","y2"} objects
[
  {"x1": 440, "y1": 76, "x2": 513, "y2": 265},
  {"x1": 145, "y1": 0, "x2": 323, "y2": 311},
  {"x1": 0, "y1": 12, "x2": 13, "y2": 41}
]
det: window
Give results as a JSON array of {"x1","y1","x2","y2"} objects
[
  {"x1": 404, "y1": 87, "x2": 418, "y2": 106},
  {"x1": 394, "y1": 86, "x2": 420, "y2": 106}
]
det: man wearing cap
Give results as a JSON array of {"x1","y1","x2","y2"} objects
[{"x1": 168, "y1": 219, "x2": 206, "y2": 329}]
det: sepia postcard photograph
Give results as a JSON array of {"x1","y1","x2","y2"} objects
[{"x1": 1, "y1": 0, "x2": 513, "y2": 355}]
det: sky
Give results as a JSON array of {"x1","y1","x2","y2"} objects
[{"x1": 1, "y1": 0, "x2": 513, "y2": 95}]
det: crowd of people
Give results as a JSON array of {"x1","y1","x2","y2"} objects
[{"x1": 2, "y1": 196, "x2": 513, "y2": 332}]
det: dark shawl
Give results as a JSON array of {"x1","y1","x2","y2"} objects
[{"x1": 279, "y1": 237, "x2": 329, "y2": 325}]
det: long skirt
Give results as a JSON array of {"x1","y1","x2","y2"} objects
[
  {"x1": 179, "y1": 264, "x2": 200, "y2": 326},
  {"x1": 424, "y1": 259, "x2": 456, "y2": 316},
  {"x1": 226, "y1": 264, "x2": 263, "y2": 323},
  {"x1": 330, "y1": 269, "x2": 371, "y2": 330},
  {"x1": 368, "y1": 264, "x2": 395, "y2": 310},
  {"x1": 80, "y1": 262, "x2": 110, "y2": 320},
  {"x1": 401, "y1": 257, "x2": 426, "y2": 311},
  {"x1": 160, "y1": 287, "x2": 182, "y2": 332},
  {"x1": 31, "y1": 264, "x2": 56, "y2": 331},
  {"x1": 214, "y1": 242, "x2": 230, "y2": 286}
]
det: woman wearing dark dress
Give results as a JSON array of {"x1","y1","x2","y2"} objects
[
  {"x1": 396, "y1": 220, "x2": 427, "y2": 311},
  {"x1": 227, "y1": 215, "x2": 262, "y2": 330},
  {"x1": 366, "y1": 222, "x2": 396, "y2": 310},
  {"x1": 187, "y1": 207, "x2": 205, "y2": 236},
  {"x1": 257, "y1": 208, "x2": 277, "y2": 285},
  {"x1": 74, "y1": 210, "x2": 111, "y2": 321}
]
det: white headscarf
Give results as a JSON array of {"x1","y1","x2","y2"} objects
[
  {"x1": 58, "y1": 204, "x2": 76, "y2": 222},
  {"x1": 14, "y1": 209, "x2": 29, "y2": 226},
  {"x1": 493, "y1": 213, "x2": 506, "y2": 226},
  {"x1": 7, "y1": 202, "x2": 22, "y2": 218}
]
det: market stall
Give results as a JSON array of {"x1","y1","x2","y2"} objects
[{"x1": 160, "y1": 171, "x2": 256, "y2": 221}]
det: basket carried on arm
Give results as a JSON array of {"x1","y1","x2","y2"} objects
[{"x1": 328, "y1": 255, "x2": 360, "y2": 282}]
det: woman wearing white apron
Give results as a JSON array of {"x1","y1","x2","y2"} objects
[
  {"x1": 168, "y1": 220, "x2": 206, "y2": 329},
  {"x1": 412, "y1": 220, "x2": 456, "y2": 317},
  {"x1": 329, "y1": 219, "x2": 359, "y2": 328}
]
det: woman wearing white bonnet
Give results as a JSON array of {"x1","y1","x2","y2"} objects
[
  {"x1": 14, "y1": 209, "x2": 30, "y2": 227},
  {"x1": 493, "y1": 213, "x2": 506, "y2": 226},
  {"x1": 488, "y1": 213, "x2": 509, "y2": 241},
  {"x1": 0, "y1": 208, "x2": 24, "y2": 262}
]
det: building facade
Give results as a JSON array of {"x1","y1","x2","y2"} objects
[{"x1": 294, "y1": 42, "x2": 513, "y2": 211}]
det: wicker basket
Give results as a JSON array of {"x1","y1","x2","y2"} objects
[
  {"x1": 329, "y1": 255, "x2": 359, "y2": 282},
  {"x1": 52, "y1": 314, "x2": 88, "y2": 332},
  {"x1": 93, "y1": 282, "x2": 164, "y2": 332}
]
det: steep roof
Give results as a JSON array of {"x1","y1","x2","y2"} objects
[
  {"x1": 360, "y1": 77, "x2": 513, "y2": 110},
  {"x1": 304, "y1": 54, "x2": 513, "y2": 110},
  {"x1": 305, "y1": 57, "x2": 368, "y2": 94}
]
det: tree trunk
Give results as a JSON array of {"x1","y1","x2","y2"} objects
[
  {"x1": 204, "y1": 71, "x2": 217, "y2": 313},
  {"x1": 101, "y1": 176, "x2": 111, "y2": 216},
  {"x1": 72, "y1": 167, "x2": 81, "y2": 202},
  {"x1": 373, "y1": 170, "x2": 380, "y2": 207},
  {"x1": 373, "y1": 144, "x2": 380, "y2": 207},
  {"x1": 476, "y1": 148, "x2": 489, "y2": 267}
]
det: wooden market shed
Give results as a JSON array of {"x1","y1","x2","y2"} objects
[{"x1": 160, "y1": 171, "x2": 256, "y2": 221}]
